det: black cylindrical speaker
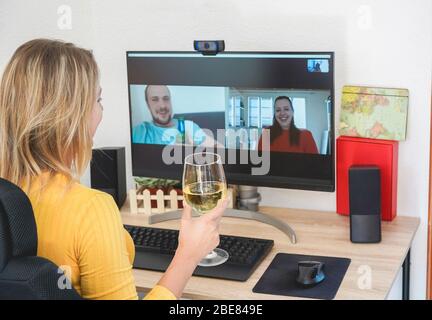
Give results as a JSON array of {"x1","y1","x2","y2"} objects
[
  {"x1": 91, "y1": 147, "x2": 127, "y2": 209},
  {"x1": 349, "y1": 165, "x2": 381, "y2": 243}
]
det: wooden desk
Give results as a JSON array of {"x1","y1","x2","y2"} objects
[{"x1": 121, "y1": 205, "x2": 419, "y2": 300}]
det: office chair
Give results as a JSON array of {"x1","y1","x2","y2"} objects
[{"x1": 0, "y1": 178, "x2": 81, "y2": 300}]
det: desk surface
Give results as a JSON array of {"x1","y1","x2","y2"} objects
[{"x1": 121, "y1": 205, "x2": 419, "y2": 300}]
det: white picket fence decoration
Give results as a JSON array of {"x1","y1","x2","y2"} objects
[
  {"x1": 129, "y1": 188, "x2": 183, "y2": 215},
  {"x1": 129, "y1": 187, "x2": 236, "y2": 215}
]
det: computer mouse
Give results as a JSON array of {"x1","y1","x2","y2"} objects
[{"x1": 296, "y1": 261, "x2": 325, "y2": 286}]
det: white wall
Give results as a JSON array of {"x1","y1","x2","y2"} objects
[
  {"x1": 0, "y1": 0, "x2": 431, "y2": 299},
  {"x1": 0, "y1": 0, "x2": 93, "y2": 70}
]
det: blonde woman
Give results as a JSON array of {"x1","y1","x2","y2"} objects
[{"x1": 0, "y1": 39, "x2": 227, "y2": 300}]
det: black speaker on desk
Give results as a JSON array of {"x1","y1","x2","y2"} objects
[
  {"x1": 91, "y1": 147, "x2": 126, "y2": 209},
  {"x1": 349, "y1": 166, "x2": 381, "y2": 243}
]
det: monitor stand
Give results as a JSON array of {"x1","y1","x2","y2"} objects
[{"x1": 147, "y1": 186, "x2": 297, "y2": 244}]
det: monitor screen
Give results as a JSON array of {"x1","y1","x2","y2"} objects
[{"x1": 127, "y1": 52, "x2": 334, "y2": 191}]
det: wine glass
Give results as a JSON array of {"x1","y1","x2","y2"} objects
[{"x1": 182, "y1": 152, "x2": 229, "y2": 267}]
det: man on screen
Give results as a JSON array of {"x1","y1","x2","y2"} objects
[{"x1": 132, "y1": 85, "x2": 212, "y2": 146}]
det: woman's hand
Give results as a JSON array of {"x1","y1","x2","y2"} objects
[
  {"x1": 176, "y1": 198, "x2": 229, "y2": 265},
  {"x1": 157, "y1": 197, "x2": 228, "y2": 298}
]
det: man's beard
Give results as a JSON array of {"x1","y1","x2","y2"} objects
[{"x1": 153, "y1": 114, "x2": 172, "y2": 127}]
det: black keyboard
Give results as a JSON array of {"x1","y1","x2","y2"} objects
[{"x1": 124, "y1": 225, "x2": 274, "y2": 281}]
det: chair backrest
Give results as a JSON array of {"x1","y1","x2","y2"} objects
[
  {"x1": 0, "y1": 178, "x2": 38, "y2": 271},
  {"x1": 0, "y1": 178, "x2": 81, "y2": 300}
]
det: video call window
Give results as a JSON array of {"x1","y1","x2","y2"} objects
[
  {"x1": 129, "y1": 84, "x2": 331, "y2": 155},
  {"x1": 127, "y1": 52, "x2": 334, "y2": 191},
  {"x1": 307, "y1": 59, "x2": 329, "y2": 73}
]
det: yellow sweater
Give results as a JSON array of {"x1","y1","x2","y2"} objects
[{"x1": 25, "y1": 172, "x2": 176, "y2": 300}]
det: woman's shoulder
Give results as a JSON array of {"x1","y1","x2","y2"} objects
[
  {"x1": 67, "y1": 180, "x2": 119, "y2": 214},
  {"x1": 34, "y1": 173, "x2": 117, "y2": 210},
  {"x1": 299, "y1": 128, "x2": 314, "y2": 136},
  {"x1": 70, "y1": 180, "x2": 112, "y2": 201},
  {"x1": 71, "y1": 182, "x2": 122, "y2": 225},
  {"x1": 27, "y1": 173, "x2": 121, "y2": 233}
]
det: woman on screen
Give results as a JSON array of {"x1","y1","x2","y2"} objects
[
  {"x1": 0, "y1": 39, "x2": 227, "y2": 300},
  {"x1": 258, "y1": 96, "x2": 318, "y2": 154}
]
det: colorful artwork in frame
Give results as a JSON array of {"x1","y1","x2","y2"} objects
[{"x1": 339, "y1": 86, "x2": 408, "y2": 141}]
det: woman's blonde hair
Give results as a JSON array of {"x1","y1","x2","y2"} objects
[{"x1": 0, "y1": 39, "x2": 99, "y2": 187}]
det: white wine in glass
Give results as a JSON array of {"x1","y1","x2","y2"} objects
[
  {"x1": 183, "y1": 181, "x2": 226, "y2": 213},
  {"x1": 182, "y1": 152, "x2": 229, "y2": 267}
]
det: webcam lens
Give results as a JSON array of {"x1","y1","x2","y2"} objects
[{"x1": 204, "y1": 42, "x2": 210, "y2": 49}]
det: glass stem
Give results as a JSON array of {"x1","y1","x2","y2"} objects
[{"x1": 206, "y1": 250, "x2": 218, "y2": 259}]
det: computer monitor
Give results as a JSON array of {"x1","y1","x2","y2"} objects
[{"x1": 127, "y1": 52, "x2": 334, "y2": 192}]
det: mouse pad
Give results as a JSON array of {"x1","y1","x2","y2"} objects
[{"x1": 252, "y1": 253, "x2": 351, "y2": 300}]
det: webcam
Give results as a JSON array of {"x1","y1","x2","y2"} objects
[{"x1": 193, "y1": 40, "x2": 225, "y2": 55}]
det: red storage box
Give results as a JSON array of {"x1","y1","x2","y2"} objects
[{"x1": 336, "y1": 136, "x2": 398, "y2": 221}]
